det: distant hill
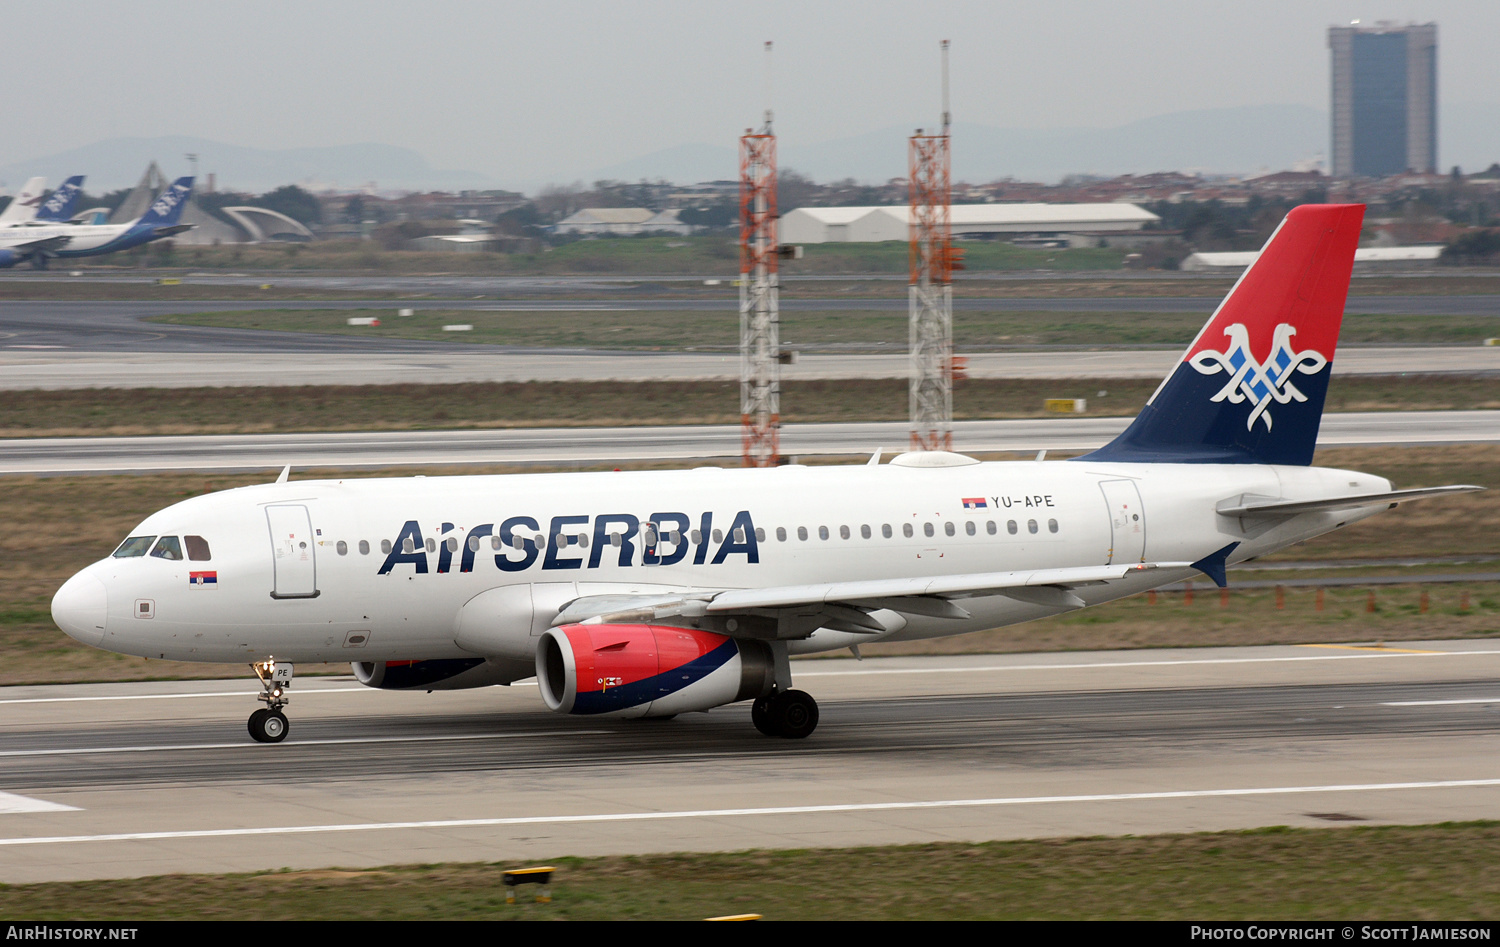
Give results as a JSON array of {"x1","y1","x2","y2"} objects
[{"x1": 0, "y1": 136, "x2": 493, "y2": 193}]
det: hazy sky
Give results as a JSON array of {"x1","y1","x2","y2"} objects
[{"x1": 1, "y1": 1, "x2": 1494, "y2": 190}]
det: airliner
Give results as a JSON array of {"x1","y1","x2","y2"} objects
[
  {"x1": 51, "y1": 204, "x2": 1480, "y2": 743},
  {"x1": 0, "y1": 176, "x2": 193, "y2": 268}
]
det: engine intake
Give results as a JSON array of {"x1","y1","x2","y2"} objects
[{"x1": 536, "y1": 624, "x2": 772, "y2": 717}]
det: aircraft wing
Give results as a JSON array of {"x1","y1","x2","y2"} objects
[
  {"x1": 0, "y1": 234, "x2": 72, "y2": 253},
  {"x1": 553, "y1": 561, "x2": 1191, "y2": 633},
  {"x1": 1216, "y1": 485, "x2": 1483, "y2": 518},
  {"x1": 706, "y1": 562, "x2": 1189, "y2": 613}
]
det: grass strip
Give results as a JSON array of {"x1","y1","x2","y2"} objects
[
  {"x1": 2, "y1": 822, "x2": 1499, "y2": 919},
  {"x1": 1, "y1": 376, "x2": 1496, "y2": 439}
]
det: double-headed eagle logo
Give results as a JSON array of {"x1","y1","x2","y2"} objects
[{"x1": 1188, "y1": 323, "x2": 1327, "y2": 432}]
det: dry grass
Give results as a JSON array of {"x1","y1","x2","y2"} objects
[
  {"x1": 0, "y1": 375, "x2": 1496, "y2": 438},
  {"x1": 2, "y1": 823, "x2": 1499, "y2": 919}
]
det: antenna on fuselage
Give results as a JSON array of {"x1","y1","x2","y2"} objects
[{"x1": 275, "y1": 465, "x2": 290, "y2": 484}]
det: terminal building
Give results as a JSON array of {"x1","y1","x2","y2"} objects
[
  {"x1": 1328, "y1": 21, "x2": 1438, "y2": 177},
  {"x1": 778, "y1": 203, "x2": 1160, "y2": 245}
]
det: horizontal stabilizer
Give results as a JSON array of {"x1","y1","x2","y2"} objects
[{"x1": 1216, "y1": 485, "x2": 1483, "y2": 518}]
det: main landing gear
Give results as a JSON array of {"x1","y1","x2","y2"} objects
[
  {"x1": 751, "y1": 689, "x2": 819, "y2": 739},
  {"x1": 248, "y1": 658, "x2": 293, "y2": 743}
]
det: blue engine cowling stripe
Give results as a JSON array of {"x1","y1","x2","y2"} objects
[{"x1": 570, "y1": 637, "x2": 740, "y2": 715}]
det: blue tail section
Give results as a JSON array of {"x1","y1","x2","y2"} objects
[
  {"x1": 35, "y1": 176, "x2": 84, "y2": 222},
  {"x1": 1077, "y1": 204, "x2": 1365, "y2": 467},
  {"x1": 136, "y1": 177, "x2": 194, "y2": 227}
]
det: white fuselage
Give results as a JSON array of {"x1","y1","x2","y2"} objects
[{"x1": 59, "y1": 459, "x2": 1392, "y2": 666}]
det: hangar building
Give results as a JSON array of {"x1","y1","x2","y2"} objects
[{"x1": 779, "y1": 203, "x2": 1159, "y2": 244}]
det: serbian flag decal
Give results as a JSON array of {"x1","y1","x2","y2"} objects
[
  {"x1": 962, "y1": 497, "x2": 988, "y2": 510},
  {"x1": 189, "y1": 571, "x2": 218, "y2": 588}
]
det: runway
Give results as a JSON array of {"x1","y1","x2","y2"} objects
[
  {"x1": 3, "y1": 410, "x2": 1496, "y2": 474},
  {"x1": 2, "y1": 347, "x2": 1498, "y2": 390},
  {"x1": 1, "y1": 641, "x2": 1497, "y2": 882}
]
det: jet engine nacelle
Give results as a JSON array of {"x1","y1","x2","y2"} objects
[
  {"x1": 0, "y1": 250, "x2": 22, "y2": 269},
  {"x1": 536, "y1": 623, "x2": 773, "y2": 718},
  {"x1": 353, "y1": 656, "x2": 534, "y2": 690}
]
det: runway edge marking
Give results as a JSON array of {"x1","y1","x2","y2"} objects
[{"x1": 5, "y1": 778, "x2": 1500, "y2": 846}]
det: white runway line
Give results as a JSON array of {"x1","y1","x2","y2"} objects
[
  {"x1": 0, "y1": 686, "x2": 371, "y2": 705},
  {"x1": 0, "y1": 792, "x2": 78, "y2": 815},
  {"x1": 5, "y1": 647, "x2": 1497, "y2": 706},
  {"x1": 1381, "y1": 698, "x2": 1500, "y2": 706},
  {"x1": 0, "y1": 730, "x2": 611, "y2": 758},
  {"x1": 795, "y1": 649, "x2": 1500, "y2": 677},
  {"x1": 3, "y1": 778, "x2": 1498, "y2": 846}
]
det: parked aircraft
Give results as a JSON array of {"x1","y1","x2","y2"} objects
[
  {"x1": 0, "y1": 176, "x2": 193, "y2": 268},
  {"x1": 0, "y1": 177, "x2": 47, "y2": 225},
  {"x1": 51, "y1": 203, "x2": 1480, "y2": 742}
]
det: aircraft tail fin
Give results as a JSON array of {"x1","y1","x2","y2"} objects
[
  {"x1": 136, "y1": 176, "x2": 194, "y2": 228},
  {"x1": 35, "y1": 176, "x2": 85, "y2": 222},
  {"x1": 1078, "y1": 203, "x2": 1365, "y2": 466},
  {"x1": 0, "y1": 177, "x2": 47, "y2": 224}
]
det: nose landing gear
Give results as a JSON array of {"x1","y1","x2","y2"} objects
[{"x1": 249, "y1": 658, "x2": 292, "y2": 743}]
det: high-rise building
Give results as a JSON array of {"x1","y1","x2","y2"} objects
[{"x1": 1328, "y1": 22, "x2": 1437, "y2": 177}]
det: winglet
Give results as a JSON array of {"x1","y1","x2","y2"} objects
[{"x1": 1190, "y1": 542, "x2": 1240, "y2": 589}]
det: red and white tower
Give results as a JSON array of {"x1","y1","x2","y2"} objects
[
  {"x1": 739, "y1": 41, "x2": 780, "y2": 467},
  {"x1": 908, "y1": 40, "x2": 960, "y2": 451}
]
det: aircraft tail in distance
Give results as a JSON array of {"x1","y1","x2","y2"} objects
[
  {"x1": 35, "y1": 175, "x2": 85, "y2": 222},
  {"x1": 136, "y1": 177, "x2": 194, "y2": 229},
  {"x1": 1080, "y1": 203, "x2": 1365, "y2": 467},
  {"x1": 0, "y1": 177, "x2": 48, "y2": 224}
]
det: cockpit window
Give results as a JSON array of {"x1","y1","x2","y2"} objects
[
  {"x1": 113, "y1": 536, "x2": 156, "y2": 558},
  {"x1": 149, "y1": 536, "x2": 183, "y2": 561},
  {"x1": 184, "y1": 535, "x2": 211, "y2": 561}
]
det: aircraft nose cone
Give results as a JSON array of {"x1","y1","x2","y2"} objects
[{"x1": 52, "y1": 571, "x2": 108, "y2": 647}]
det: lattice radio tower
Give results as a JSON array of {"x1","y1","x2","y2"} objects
[
  {"x1": 740, "y1": 41, "x2": 781, "y2": 467},
  {"x1": 909, "y1": 40, "x2": 960, "y2": 451}
]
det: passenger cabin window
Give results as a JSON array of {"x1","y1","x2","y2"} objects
[
  {"x1": 986, "y1": 520, "x2": 997, "y2": 535},
  {"x1": 882, "y1": 524, "x2": 892, "y2": 539},
  {"x1": 382, "y1": 539, "x2": 393, "y2": 554},
  {"x1": 185, "y1": 535, "x2": 211, "y2": 561},
  {"x1": 903, "y1": 523, "x2": 913, "y2": 538},
  {"x1": 944, "y1": 522, "x2": 956, "y2": 537},
  {"x1": 923, "y1": 523, "x2": 934, "y2": 538},
  {"x1": 1007, "y1": 520, "x2": 1018, "y2": 535},
  {"x1": 336, "y1": 541, "x2": 348, "y2": 556},
  {"x1": 1028, "y1": 519, "x2": 1039, "y2": 534},
  {"x1": 839, "y1": 525, "x2": 850, "y2": 540},
  {"x1": 359, "y1": 540, "x2": 370, "y2": 555},
  {"x1": 965, "y1": 521, "x2": 976, "y2": 537},
  {"x1": 818, "y1": 526, "x2": 829, "y2": 541},
  {"x1": 149, "y1": 536, "x2": 183, "y2": 561},
  {"x1": 797, "y1": 527, "x2": 808, "y2": 541},
  {"x1": 776, "y1": 527, "x2": 787, "y2": 542},
  {"x1": 113, "y1": 536, "x2": 156, "y2": 558}
]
